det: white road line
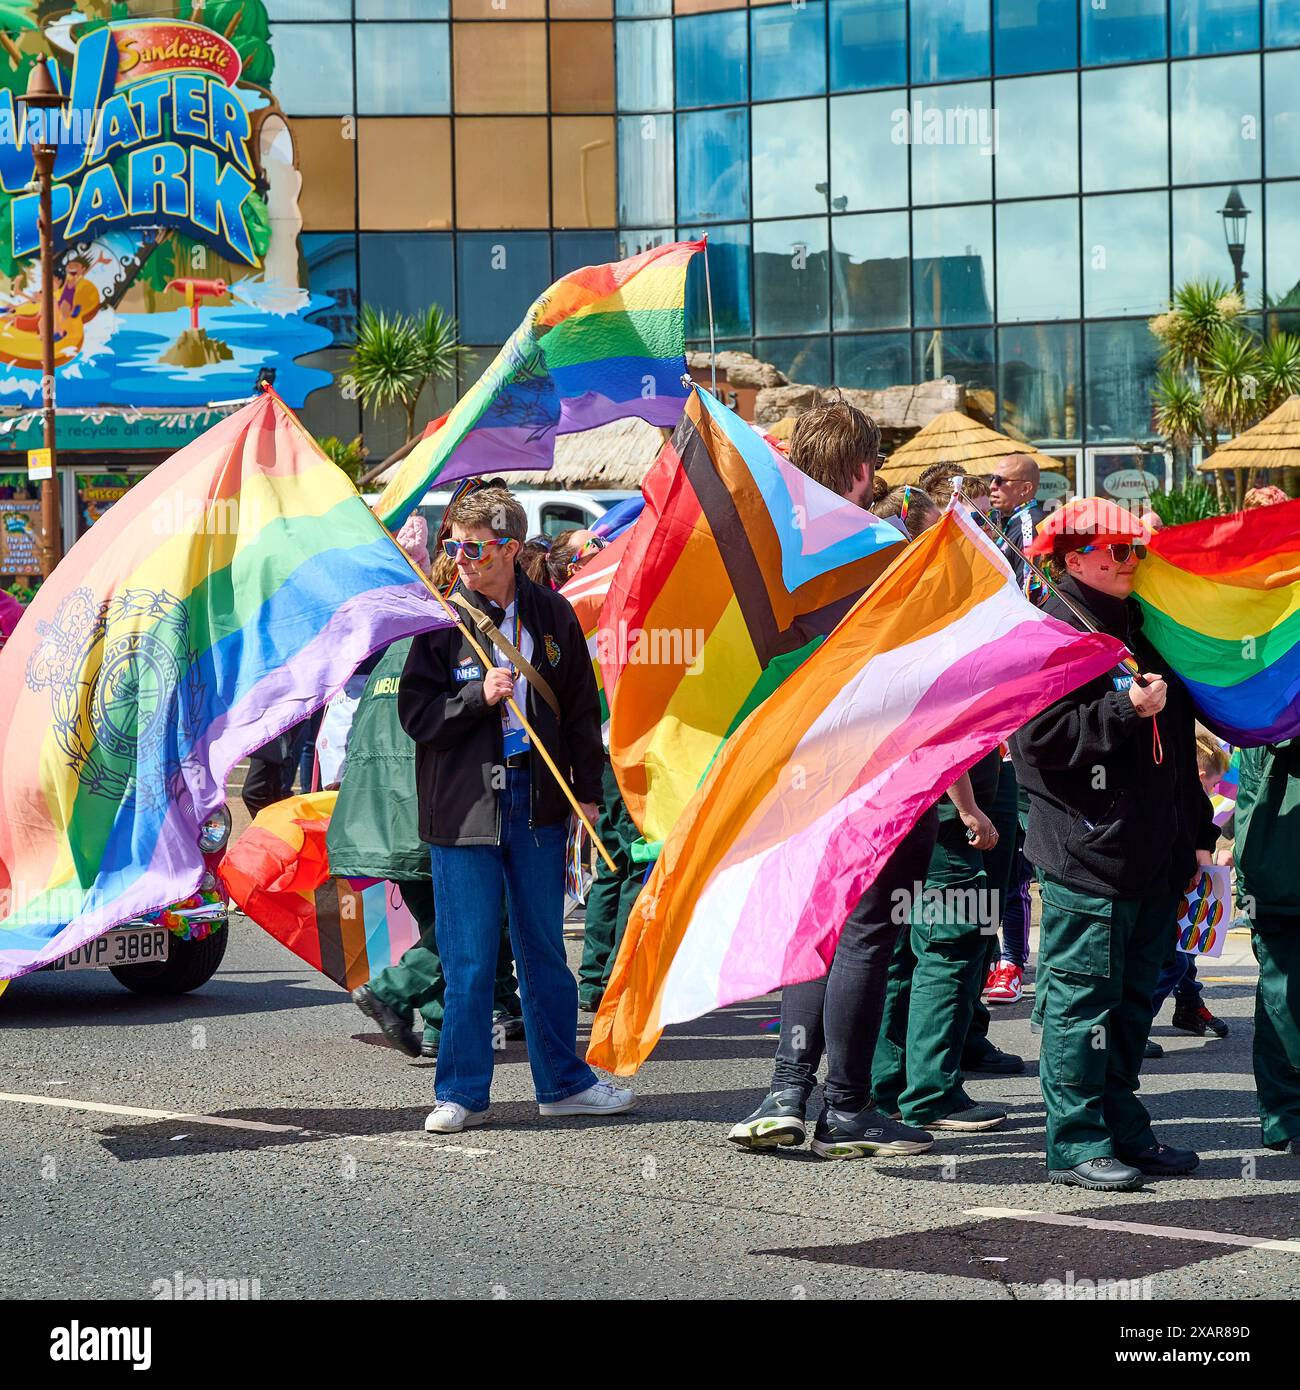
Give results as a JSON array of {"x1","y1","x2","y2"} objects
[
  {"x1": 965, "y1": 1207, "x2": 1300, "y2": 1253},
  {"x1": 0, "y1": 1091, "x2": 496, "y2": 1153}
]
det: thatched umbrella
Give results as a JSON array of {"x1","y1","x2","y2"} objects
[
  {"x1": 1198, "y1": 394, "x2": 1300, "y2": 473},
  {"x1": 876, "y1": 410, "x2": 1062, "y2": 486}
]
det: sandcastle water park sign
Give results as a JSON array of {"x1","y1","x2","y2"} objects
[{"x1": 0, "y1": 15, "x2": 331, "y2": 425}]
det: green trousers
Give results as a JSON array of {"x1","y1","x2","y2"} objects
[
  {"x1": 1251, "y1": 920, "x2": 1300, "y2": 1148},
  {"x1": 578, "y1": 757, "x2": 644, "y2": 1010},
  {"x1": 872, "y1": 840, "x2": 992, "y2": 1123},
  {"x1": 368, "y1": 880, "x2": 521, "y2": 1045},
  {"x1": 1037, "y1": 875, "x2": 1176, "y2": 1170}
]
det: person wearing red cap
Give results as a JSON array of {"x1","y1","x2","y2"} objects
[{"x1": 1010, "y1": 499, "x2": 1218, "y2": 1192}]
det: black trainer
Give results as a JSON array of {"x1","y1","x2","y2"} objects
[
  {"x1": 962, "y1": 1043, "x2": 1025, "y2": 1076},
  {"x1": 420, "y1": 1038, "x2": 438, "y2": 1060},
  {"x1": 1172, "y1": 1000, "x2": 1229, "y2": 1038},
  {"x1": 493, "y1": 1010, "x2": 526, "y2": 1042},
  {"x1": 924, "y1": 1099, "x2": 1007, "y2": 1131},
  {"x1": 727, "y1": 1089, "x2": 809, "y2": 1150},
  {"x1": 351, "y1": 984, "x2": 421, "y2": 1057},
  {"x1": 1144, "y1": 1038, "x2": 1164, "y2": 1059},
  {"x1": 1048, "y1": 1156, "x2": 1144, "y2": 1191},
  {"x1": 810, "y1": 1105, "x2": 934, "y2": 1159},
  {"x1": 1118, "y1": 1142, "x2": 1200, "y2": 1176}
]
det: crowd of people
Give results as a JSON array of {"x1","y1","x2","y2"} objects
[{"x1": 243, "y1": 401, "x2": 1299, "y2": 1191}]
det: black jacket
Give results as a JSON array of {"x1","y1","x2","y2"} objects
[
  {"x1": 398, "y1": 568, "x2": 604, "y2": 846},
  {"x1": 1010, "y1": 573, "x2": 1217, "y2": 899},
  {"x1": 996, "y1": 501, "x2": 1047, "y2": 598}
]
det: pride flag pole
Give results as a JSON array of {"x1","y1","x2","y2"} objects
[{"x1": 261, "y1": 384, "x2": 618, "y2": 873}]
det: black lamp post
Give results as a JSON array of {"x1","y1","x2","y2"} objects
[
  {"x1": 1220, "y1": 184, "x2": 1250, "y2": 297},
  {"x1": 16, "y1": 58, "x2": 69, "y2": 578}
]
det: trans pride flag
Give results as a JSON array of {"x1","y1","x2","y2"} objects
[
  {"x1": 588, "y1": 507, "x2": 1126, "y2": 1075},
  {"x1": 601, "y1": 387, "x2": 905, "y2": 847},
  {"x1": 375, "y1": 240, "x2": 704, "y2": 530},
  {"x1": 0, "y1": 392, "x2": 450, "y2": 980},
  {"x1": 1134, "y1": 499, "x2": 1300, "y2": 746}
]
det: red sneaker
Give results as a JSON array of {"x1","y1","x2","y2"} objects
[
  {"x1": 986, "y1": 962, "x2": 1024, "y2": 1004},
  {"x1": 983, "y1": 961, "x2": 1001, "y2": 997}
]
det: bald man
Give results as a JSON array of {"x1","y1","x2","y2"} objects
[{"x1": 988, "y1": 454, "x2": 1045, "y2": 600}]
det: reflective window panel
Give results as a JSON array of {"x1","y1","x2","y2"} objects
[
  {"x1": 831, "y1": 0, "x2": 908, "y2": 92},
  {"x1": 1172, "y1": 182, "x2": 1262, "y2": 292},
  {"x1": 301, "y1": 234, "x2": 358, "y2": 345},
  {"x1": 751, "y1": 1, "x2": 827, "y2": 102},
  {"x1": 677, "y1": 107, "x2": 751, "y2": 223},
  {"x1": 617, "y1": 0, "x2": 672, "y2": 14},
  {"x1": 831, "y1": 211, "x2": 910, "y2": 330},
  {"x1": 911, "y1": 0, "x2": 991, "y2": 86},
  {"x1": 1082, "y1": 0, "x2": 1167, "y2": 67},
  {"x1": 913, "y1": 326, "x2": 995, "y2": 400},
  {"x1": 1265, "y1": 181, "x2": 1300, "y2": 313},
  {"x1": 754, "y1": 336, "x2": 832, "y2": 386},
  {"x1": 994, "y1": 72, "x2": 1078, "y2": 200},
  {"x1": 551, "y1": 22, "x2": 616, "y2": 113},
  {"x1": 835, "y1": 331, "x2": 912, "y2": 389},
  {"x1": 555, "y1": 232, "x2": 621, "y2": 278},
  {"x1": 1265, "y1": 51, "x2": 1300, "y2": 179},
  {"x1": 267, "y1": 24, "x2": 353, "y2": 115},
  {"x1": 830, "y1": 90, "x2": 910, "y2": 211},
  {"x1": 912, "y1": 203, "x2": 995, "y2": 326},
  {"x1": 1081, "y1": 64, "x2": 1169, "y2": 193},
  {"x1": 360, "y1": 233, "x2": 455, "y2": 320},
  {"x1": 754, "y1": 217, "x2": 831, "y2": 336},
  {"x1": 1170, "y1": 56, "x2": 1261, "y2": 186},
  {"x1": 1267, "y1": 0, "x2": 1300, "y2": 47},
  {"x1": 676, "y1": 11, "x2": 748, "y2": 109},
  {"x1": 616, "y1": 18, "x2": 674, "y2": 111},
  {"x1": 456, "y1": 233, "x2": 552, "y2": 343},
  {"x1": 998, "y1": 322, "x2": 1082, "y2": 444},
  {"x1": 1083, "y1": 192, "x2": 1171, "y2": 317},
  {"x1": 753, "y1": 100, "x2": 829, "y2": 219},
  {"x1": 909, "y1": 81, "x2": 994, "y2": 206},
  {"x1": 358, "y1": 0, "x2": 450, "y2": 15},
  {"x1": 679, "y1": 222, "x2": 753, "y2": 337},
  {"x1": 1084, "y1": 320, "x2": 1161, "y2": 443},
  {"x1": 994, "y1": 0, "x2": 1076, "y2": 76},
  {"x1": 996, "y1": 200, "x2": 1080, "y2": 322},
  {"x1": 618, "y1": 115, "x2": 675, "y2": 225},
  {"x1": 1171, "y1": 0, "x2": 1259, "y2": 57},
  {"x1": 356, "y1": 23, "x2": 450, "y2": 114}
]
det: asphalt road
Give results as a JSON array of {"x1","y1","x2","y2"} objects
[{"x1": 3, "y1": 873, "x2": 1298, "y2": 1304}]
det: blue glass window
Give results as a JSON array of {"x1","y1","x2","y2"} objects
[
  {"x1": 267, "y1": 0, "x2": 349, "y2": 16},
  {"x1": 911, "y1": 0, "x2": 991, "y2": 86},
  {"x1": 1266, "y1": 0, "x2": 1300, "y2": 47},
  {"x1": 830, "y1": 0, "x2": 907, "y2": 92},
  {"x1": 360, "y1": 233, "x2": 454, "y2": 320},
  {"x1": 998, "y1": 323, "x2": 1081, "y2": 443},
  {"x1": 995, "y1": 200, "x2": 1080, "y2": 321},
  {"x1": 995, "y1": 73, "x2": 1078, "y2": 199},
  {"x1": 617, "y1": 0, "x2": 671, "y2": 13},
  {"x1": 835, "y1": 332, "x2": 912, "y2": 389},
  {"x1": 1085, "y1": 320, "x2": 1161, "y2": 443},
  {"x1": 618, "y1": 115, "x2": 674, "y2": 225},
  {"x1": 909, "y1": 81, "x2": 994, "y2": 205},
  {"x1": 1081, "y1": 64, "x2": 1168, "y2": 192},
  {"x1": 267, "y1": 24, "x2": 353, "y2": 115},
  {"x1": 1082, "y1": 0, "x2": 1166, "y2": 67},
  {"x1": 832, "y1": 211, "x2": 909, "y2": 330},
  {"x1": 357, "y1": 0, "x2": 448, "y2": 16},
  {"x1": 616, "y1": 19, "x2": 673, "y2": 111},
  {"x1": 752, "y1": 2, "x2": 827, "y2": 103},
  {"x1": 830, "y1": 90, "x2": 909, "y2": 210},
  {"x1": 676, "y1": 12, "x2": 748, "y2": 110},
  {"x1": 1265, "y1": 51, "x2": 1300, "y2": 179},
  {"x1": 1265, "y1": 182, "x2": 1300, "y2": 312},
  {"x1": 1171, "y1": 56, "x2": 1260, "y2": 186},
  {"x1": 754, "y1": 336, "x2": 832, "y2": 387},
  {"x1": 1083, "y1": 192, "x2": 1170, "y2": 317},
  {"x1": 301, "y1": 233, "x2": 358, "y2": 345},
  {"x1": 1172, "y1": 183, "x2": 1261, "y2": 291},
  {"x1": 356, "y1": 24, "x2": 449, "y2": 115},
  {"x1": 995, "y1": 0, "x2": 1075, "y2": 76},
  {"x1": 914, "y1": 325, "x2": 994, "y2": 395},
  {"x1": 754, "y1": 218, "x2": 830, "y2": 336},
  {"x1": 912, "y1": 204, "x2": 994, "y2": 325},
  {"x1": 679, "y1": 222, "x2": 752, "y2": 338},
  {"x1": 456, "y1": 233, "x2": 552, "y2": 343},
  {"x1": 1172, "y1": 0, "x2": 1258, "y2": 57},
  {"x1": 677, "y1": 107, "x2": 750, "y2": 223},
  {"x1": 753, "y1": 100, "x2": 828, "y2": 219},
  {"x1": 554, "y1": 232, "x2": 620, "y2": 278}
]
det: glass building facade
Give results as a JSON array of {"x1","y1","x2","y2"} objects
[{"x1": 276, "y1": 0, "x2": 1300, "y2": 476}]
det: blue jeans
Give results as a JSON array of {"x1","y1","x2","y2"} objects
[
  {"x1": 1152, "y1": 946, "x2": 1203, "y2": 1014},
  {"x1": 428, "y1": 768, "x2": 596, "y2": 1111}
]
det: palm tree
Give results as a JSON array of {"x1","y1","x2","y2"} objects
[
  {"x1": 1257, "y1": 331, "x2": 1300, "y2": 413},
  {"x1": 1149, "y1": 279, "x2": 1244, "y2": 375},
  {"x1": 316, "y1": 434, "x2": 367, "y2": 484},
  {"x1": 347, "y1": 303, "x2": 467, "y2": 451},
  {"x1": 1200, "y1": 324, "x2": 1263, "y2": 438}
]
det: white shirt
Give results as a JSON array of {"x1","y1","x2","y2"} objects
[{"x1": 492, "y1": 599, "x2": 534, "y2": 733}]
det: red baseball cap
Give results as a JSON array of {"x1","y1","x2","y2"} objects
[{"x1": 1025, "y1": 497, "x2": 1153, "y2": 556}]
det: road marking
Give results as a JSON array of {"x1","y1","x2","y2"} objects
[
  {"x1": 965, "y1": 1207, "x2": 1300, "y2": 1253},
  {"x1": 0, "y1": 1090, "x2": 496, "y2": 1153}
]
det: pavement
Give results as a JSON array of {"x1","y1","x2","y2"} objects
[{"x1": 3, "y1": 852, "x2": 1298, "y2": 1302}]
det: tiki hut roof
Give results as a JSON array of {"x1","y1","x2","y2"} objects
[
  {"x1": 877, "y1": 410, "x2": 1062, "y2": 485},
  {"x1": 1198, "y1": 395, "x2": 1300, "y2": 471}
]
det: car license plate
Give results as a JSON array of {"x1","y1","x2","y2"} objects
[{"x1": 52, "y1": 927, "x2": 170, "y2": 972}]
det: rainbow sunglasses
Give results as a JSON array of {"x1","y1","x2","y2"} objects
[{"x1": 442, "y1": 537, "x2": 513, "y2": 561}]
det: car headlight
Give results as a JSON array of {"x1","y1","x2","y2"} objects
[{"x1": 198, "y1": 804, "x2": 232, "y2": 855}]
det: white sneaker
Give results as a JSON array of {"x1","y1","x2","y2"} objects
[
  {"x1": 539, "y1": 1080, "x2": 636, "y2": 1117},
  {"x1": 424, "y1": 1101, "x2": 489, "y2": 1134}
]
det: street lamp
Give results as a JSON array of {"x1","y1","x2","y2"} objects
[
  {"x1": 16, "y1": 58, "x2": 68, "y2": 579},
  {"x1": 1220, "y1": 184, "x2": 1250, "y2": 297}
]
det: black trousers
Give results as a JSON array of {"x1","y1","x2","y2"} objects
[{"x1": 771, "y1": 805, "x2": 940, "y2": 1112}]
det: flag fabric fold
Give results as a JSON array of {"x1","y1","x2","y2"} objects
[
  {"x1": 0, "y1": 393, "x2": 451, "y2": 980},
  {"x1": 1133, "y1": 498, "x2": 1300, "y2": 746},
  {"x1": 375, "y1": 240, "x2": 704, "y2": 530},
  {"x1": 587, "y1": 505, "x2": 1127, "y2": 1076},
  {"x1": 601, "y1": 387, "x2": 906, "y2": 847}
]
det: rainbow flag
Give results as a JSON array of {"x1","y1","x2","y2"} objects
[
  {"x1": 587, "y1": 506, "x2": 1126, "y2": 1075},
  {"x1": 1133, "y1": 499, "x2": 1300, "y2": 746},
  {"x1": 560, "y1": 525, "x2": 634, "y2": 732},
  {"x1": 0, "y1": 393, "x2": 450, "y2": 981},
  {"x1": 220, "y1": 792, "x2": 422, "y2": 990},
  {"x1": 375, "y1": 240, "x2": 704, "y2": 530},
  {"x1": 602, "y1": 387, "x2": 905, "y2": 847}
]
